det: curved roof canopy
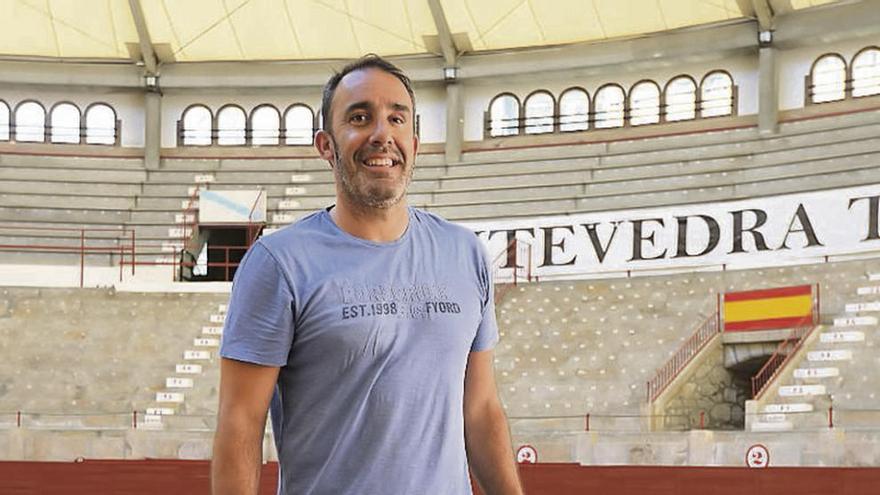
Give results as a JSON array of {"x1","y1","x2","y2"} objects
[{"x1": 0, "y1": 0, "x2": 840, "y2": 63}]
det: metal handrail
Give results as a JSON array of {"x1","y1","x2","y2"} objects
[
  {"x1": 646, "y1": 303, "x2": 722, "y2": 403},
  {"x1": 751, "y1": 325, "x2": 816, "y2": 399},
  {"x1": 0, "y1": 226, "x2": 135, "y2": 287}
]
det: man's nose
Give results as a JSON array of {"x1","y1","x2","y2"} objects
[{"x1": 369, "y1": 118, "x2": 393, "y2": 147}]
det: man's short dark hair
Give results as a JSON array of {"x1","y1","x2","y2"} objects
[{"x1": 321, "y1": 54, "x2": 416, "y2": 134}]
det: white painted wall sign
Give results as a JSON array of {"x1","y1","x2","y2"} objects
[
  {"x1": 462, "y1": 184, "x2": 880, "y2": 280},
  {"x1": 793, "y1": 367, "x2": 839, "y2": 379},
  {"x1": 807, "y1": 350, "x2": 853, "y2": 361},
  {"x1": 833, "y1": 316, "x2": 877, "y2": 327},
  {"x1": 199, "y1": 190, "x2": 267, "y2": 224},
  {"x1": 176, "y1": 364, "x2": 203, "y2": 374}
]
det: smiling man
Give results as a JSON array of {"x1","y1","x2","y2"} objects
[{"x1": 211, "y1": 55, "x2": 524, "y2": 495}]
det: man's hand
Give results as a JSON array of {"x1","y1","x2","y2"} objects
[
  {"x1": 211, "y1": 358, "x2": 280, "y2": 495},
  {"x1": 464, "y1": 350, "x2": 524, "y2": 495}
]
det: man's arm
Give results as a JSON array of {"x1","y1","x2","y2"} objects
[
  {"x1": 211, "y1": 357, "x2": 280, "y2": 495},
  {"x1": 464, "y1": 349, "x2": 524, "y2": 495}
]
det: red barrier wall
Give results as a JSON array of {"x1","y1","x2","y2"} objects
[{"x1": 2, "y1": 460, "x2": 879, "y2": 494}]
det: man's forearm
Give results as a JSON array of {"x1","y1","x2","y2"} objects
[
  {"x1": 465, "y1": 404, "x2": 524, "y2": 495},
  {"x1": 211, "y1": 419, "x2": 265, "y2": 495}
]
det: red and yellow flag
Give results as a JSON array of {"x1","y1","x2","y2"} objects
[{"x1": 723, "y1": 285, "x2": 814, "y2": 332}]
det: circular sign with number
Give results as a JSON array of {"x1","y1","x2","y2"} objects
[
  {"x1": 746, "y1": 444, "x2": 770, "y2": 468},
  {"x1": 516, "y1": 445, "x2": 538, "y2": 464}
]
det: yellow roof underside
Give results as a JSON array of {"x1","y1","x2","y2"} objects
[{"x1": 0, "y1": 0, "x2": 840, "y2": 62}]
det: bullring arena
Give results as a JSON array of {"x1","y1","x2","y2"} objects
[{"x1": 1, "y1": 0, "x2": 880, "y2": 493}]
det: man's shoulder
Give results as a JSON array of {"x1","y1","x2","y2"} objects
[
  {"x1": 411, "y1": 207, "x2": 483, "y2": 250},
  {"x1": 257, "y1": 209, "x2": 327, "y2": 252}
]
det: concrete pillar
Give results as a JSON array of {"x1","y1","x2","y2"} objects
[
  {"x1": 758, "y1": 46, "x2": 778, "y2": 135},
  {"x1": 444, "y1": 82, "x2": 463, "y2": 164},
  {"x1": 144, "y1": 91, "x2": 162, "y2": 169}
]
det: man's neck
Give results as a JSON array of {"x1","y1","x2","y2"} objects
[{"x1": 330, "y1": 197, "x2": 410, "y2": 243}]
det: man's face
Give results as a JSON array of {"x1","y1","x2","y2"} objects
[{"x1": 317, "y1": 68, "x2": 419, "y2": 210}]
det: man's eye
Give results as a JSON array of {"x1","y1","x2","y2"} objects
[
  {"x1": 392, "y1": 116, "x2": 406, "y2": 125},
  {"x1": 350, "y1": 114, "x2": 368, "y2": 123}
]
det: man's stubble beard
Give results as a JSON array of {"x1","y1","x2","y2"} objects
[{"x1": 332, "y1": 141, "x2": 414, "y2": 210}]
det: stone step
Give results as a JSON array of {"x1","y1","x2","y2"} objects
[
  {"x1": 806, "y1": 349, "x2": 853, "y2": 362},
  {"x1": 793, "y1": 367, "x2": 840, "y2": 379},
  {"x1": 833, "y1": 316, "x2": 877, "y2": 327},
  {"x1": 751, "y1": 421, "x2": 793, "y2": 432},
  {"x1": 285, "y1": 186, "x2": 307, "y2": 196},
  {"x1": 759, "y1": 413, "x2": 788, "y2": 423},
  {"x1": 146, "y1": 407, "x2": 175, "y2": 416},
  {"x1": 184, "y1": 350, "x2": 211, "y2": 360},
  {"x1": 272, "y1": 213, "x2": 296, "y2": 224},
  {"x1": 166, "y1": 377, "x2": 194, "y2": 388},
  {"x1": 857, "y1": 286, "x2": 880, "y2": 295},
  {"x1": 218, "y1": 304, "x2": 227, "y2": 314},
  {"x1": 290, "y1": 173, "x2": 315, "y2": 183},
  {"x1": 867, "y1": 273, "x2": 880, "y2": 281},
  {"x1": 209, "y1": 314, "x2": 225, "y2": 324},
  {"x1": 156, "y1": 392, "x2": 185, "y2": 403},
  {"x1": 820, "y1": 331, "x2": 865, "y2": 343},
  {"x1": 176, "y1": 364, "x2": 203, "y2": 374},
  {"x1": 779, "y1": 384, "x2": 826, "y2": 397},
  {"x1": 764, "y1": 403, "x2": 814, "y2": 413},
  {"x1": 845, "y1": 301, "x2": 880, "y2": 312},
  {"x1": 138, "y1": 415, "x2": 164, "y2": 430},
  {"x1": 194, "y1": 174, "x2": 215, "y2": 183},
  {"x1": 194, "y1": 337, "x2": 220, "y2": 347},
  {"x1": 202, "y1": 326, "x2": 223, "y2": 336}
]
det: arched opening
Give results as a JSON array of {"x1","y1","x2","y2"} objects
[
  {"x1": 558, "y1": 88, "x2": 589, "y2": 132},
  {"x1": 594, "y1": 85, "x2": 625, "y2": 129},
  {"x1": 182, "y1": 105, "x2": 213, "y2": 145},
  {"x1": 85, "y1": 104, "x2": 117, "y2": 145},
  {"x1": 50, "y1": 102, "x2": 81, "y2": 144}
]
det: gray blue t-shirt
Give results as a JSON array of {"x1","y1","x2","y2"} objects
[{"x1": 220, "y1": 206, "x2": 498, "y2": 495}]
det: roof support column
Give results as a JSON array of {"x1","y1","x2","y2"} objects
[
  {"x1": 758, "y1": 45, "x2": 778, "y2": 135},
  {"x1": 445, "y1": 81, "x2": 463, "y2": 164},
  {"x1": 144, "y1": 90, "x2": 161, "y2": 169}
]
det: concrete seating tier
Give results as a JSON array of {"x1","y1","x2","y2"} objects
[
  {"x1": 495, "y1": 257, "x2": 877, "y2": 429},
  {"x1": 0, "y1": 166, "x2": 145, "y2": 184},
  {"x1": 0, "y1": 154, "x2": 144, "y2": 170},
  {"x1": 0, "y1": 287, "x2": 228, "y2": 418},
  {"x1": 0, "y1": 181, "x2": 141, "y2": 197}
]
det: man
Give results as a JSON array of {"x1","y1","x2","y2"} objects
[{"x1": 212, "y1": 55, "x2": 523, "y2": 495}]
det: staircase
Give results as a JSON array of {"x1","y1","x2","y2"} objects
[{"x1": 749, "y1": 273, "x2": 879, "y2": 431}]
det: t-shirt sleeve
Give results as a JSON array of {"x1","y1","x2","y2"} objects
[
  {"x1": 220, "y1": 241, "x2": 296, "y2": 367},
  {"x1": 470, "y1": 242, "x2": 499, "y2": 352}
]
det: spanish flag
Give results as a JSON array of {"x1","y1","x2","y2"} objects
[{"x1": 724, "y1": 285, "x2": 814, "y2": 332}]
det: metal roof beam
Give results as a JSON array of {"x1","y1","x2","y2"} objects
[
  {"x1": 127, "y1": 0, "x2": 158, "y2": 74},
  {"x1": 427, "y1": 0, "x2": 458, "y2": 66},
  {"x1": 752, "y1": 0, "x2": 775, "y2": 31}
]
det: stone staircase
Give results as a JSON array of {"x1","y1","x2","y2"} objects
[{"x1": 138, "y1": 303, "x2": 225, "y2": 430}]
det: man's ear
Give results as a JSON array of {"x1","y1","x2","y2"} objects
[
  {"x1": 314, "y1": 130, "x2": 335, "y2": 166},
  {"x1": 412, "y1": 133, "x2": 420, "y2": 157}
]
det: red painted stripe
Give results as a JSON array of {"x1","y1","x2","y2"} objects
[
  {"x1": 724, "y1": 315, "x2": 813, "y2": 332},
  {"x1": 724, "y1": 285, "x2": 812, "y2": 302}
]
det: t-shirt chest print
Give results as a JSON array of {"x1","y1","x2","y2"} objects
[{"x1": 338, "y1": 281, "x2": 463, "y2": 320}]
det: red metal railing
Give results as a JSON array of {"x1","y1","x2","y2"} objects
[
  {"x1": 646, "y1": 299, "x2": 722, "y2": 402},
  {"x1": 0, "y1": 226, "x2": 135, "y2": 287},
  {"x1": 750, "y1": 325, "x2": 817, "y2": 399}
]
